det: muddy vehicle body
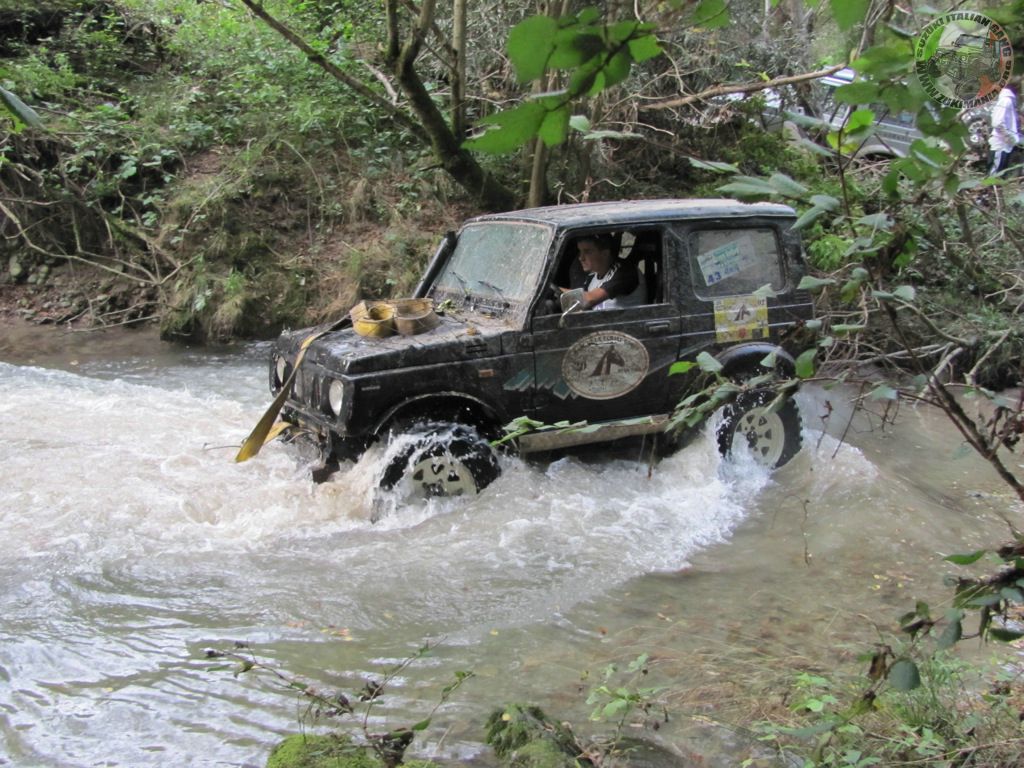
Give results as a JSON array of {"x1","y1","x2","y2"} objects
[{"x1": 267, "y1": 199, "x2": 814, "y2": 496}]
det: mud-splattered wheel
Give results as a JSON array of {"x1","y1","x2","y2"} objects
[
  {"x1": 378, "y1": 422, "x2": 500, "y2": 497},
  {"x1": 717, "y1": 389, "x2": 802, "y2": 468}
]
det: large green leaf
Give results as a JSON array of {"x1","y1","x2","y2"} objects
[
  {"x1": 601, "y1": 50, "x2": 633, "y2": 90},
  {"x1": 888, "y1": 659, "x2": 921, "y2": 691},
  {"x1": 830, "y1": 0, "x2": 868, "y2": 30},
  {"x1": 688, "y1": 156, "x2": 738, "y2": 174},
  {"x1": 507, "y1": 16, "x2": 558, "y2": 82},
  {"x1": 944, "y1": 550, "x2": 986, "y2": 565},
  {"x1": 538, "y1": 105, "x2": 570, "y2": 146},
  {"x1": 797, "y1": 275, "x2": 837, "y2": 292},
  {"x1": 845, "y1": 108, "x2": 876, "y2": 134},
  {"x1": 795, "y1": 348, "x2": 816, "y2": 379},
  {"x1": 809, "y1": 193, "x2": 840, "y2": 211},
  {"x1": 834, "y1": 82, "x2": 880, "y2": 105},
  {"x1": 550, "y1": 30, "x2": 604, "y2": 69},
  {"x1": 669, "y1": 360, "x2": 698, "y2": 376},
  {"x1": 464, "y1": 101, "x2": 546, "y2": 153},
  {"x1": 627, "y1": 34, "x2": 662, "y2": 62},
  {"x1": 768, "y1": 172, "x2": 809, "y2": 198},
  {"x1": 696, "y1": 351, "x2": 723, "y2": 373},
  {"x1": 852, "y1": 43, "x2": 915, "y2": 79},
  {"x1": 0, "y1": 86, "x2": 42, "y2": 128},
  {"x1": 936, "y1": 619, "x2": 962, "y2": 650},
  {"x1": 693, "y1": 0, "x2": 730, "y2": 29},
  {"x1": 792, "y1": 206, "x2": 828, "y2": 230}
]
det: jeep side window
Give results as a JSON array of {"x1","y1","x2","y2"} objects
[
  {"x1": 689, "y1": 228, "x2": 784, "y2": 299},
  {"x1": 546, "y1": 228, "x2": 666, "y2": 314}
]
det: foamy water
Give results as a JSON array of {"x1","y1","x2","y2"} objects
[{"x1": 0, "y1": 350, "x2": 1016, "y2": 767}]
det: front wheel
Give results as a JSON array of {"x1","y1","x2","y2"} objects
[
  {"x1": 378, "y1": 422, "x2": 500, "y2": 497},
  {"x1": 717, "y1": 389, "x2": 802, "y2": 468}
]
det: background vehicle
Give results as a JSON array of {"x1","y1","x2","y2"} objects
[{"x1": 264, "y1": 199, "x2": 814, "y2": 497}]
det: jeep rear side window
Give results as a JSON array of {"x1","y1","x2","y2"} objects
[
  {"x1": 431, "y1": 222, "x2": 551, "y2": 306},
  {"x1": 689, "y1": 228, "x2": 783, "y2": 299}
]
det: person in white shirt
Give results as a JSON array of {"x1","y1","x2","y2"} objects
[
  {"x1": 989, "y1": 84, "x2": 1020, "y2": 175},
  {"x1": 565, "y1": 234, "x2": 646, "y2": 310}
]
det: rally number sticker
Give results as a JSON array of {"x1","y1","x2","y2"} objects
[{"x1": 714, "y1": 294, "x2": 769, "y2": 343}]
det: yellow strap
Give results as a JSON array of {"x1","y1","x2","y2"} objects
[{"x1": 235, "y1": 326, "x2": 327, "y2": 463}]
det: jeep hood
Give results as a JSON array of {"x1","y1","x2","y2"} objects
[{"x1": 276, "y1": 312, "x2": 512, "y2": 375}]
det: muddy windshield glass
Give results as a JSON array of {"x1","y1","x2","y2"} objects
[{"x1": 431, "y1": 222, "x2": 552, "y2": 307}]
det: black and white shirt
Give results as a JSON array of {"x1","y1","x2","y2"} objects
[{"x1": 571, "y1": 259, "x2": 646, "y2": 310}]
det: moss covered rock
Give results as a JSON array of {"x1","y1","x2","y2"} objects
[
  {"x1": 266, "y1": 734, "x2": 380, "y2": 768},
  {"x1": 485, "y1": 704, "x2": 585, "y2": 768},
  {"x1": 266, "y1": 734, "x2": 442, "y2": 768}
]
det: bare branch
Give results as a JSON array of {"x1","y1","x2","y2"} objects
[{"x1": 641, "y1": 63, "x2": 847, "y2": 112}]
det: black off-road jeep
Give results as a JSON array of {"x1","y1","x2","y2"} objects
[{"x1": 264, "y1": 199, "x2": 813, "y2": 496}]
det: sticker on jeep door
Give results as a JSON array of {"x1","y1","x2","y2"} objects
[
  {"x1": 561, "y1": 331, "x2": 650, "y2": 400},
  {"x1": 714, "y1": 294, "x2": 768, "y2": 342}
]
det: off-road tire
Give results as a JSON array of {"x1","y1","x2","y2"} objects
[
  {"x1": 717, "y1": 389, "x2": 802, "y2": 468},
  {"x1": 378, "y1": 422, "x2": 500, "y2": 497}
]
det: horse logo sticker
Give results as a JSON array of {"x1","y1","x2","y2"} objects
[{"x1": 561, "y1": 331, "x2": 650, "y2": 400}]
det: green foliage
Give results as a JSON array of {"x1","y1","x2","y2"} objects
[
  {"x1": 829, "y1": 0, "x2": 869, "y2": 31},
  {"x1": 465, "y1": 9, "x2": 661, "y2": 153},
  {"x1": 756, "y1": 652, "x2": 1024, "y2": 768},
  {"x1": 584, "y1": 653, "x2": 665, "y2": 726}
]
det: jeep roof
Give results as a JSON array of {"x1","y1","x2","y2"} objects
[{"x1": 468, "y1": 199, "x2": 798, "y2": 227}]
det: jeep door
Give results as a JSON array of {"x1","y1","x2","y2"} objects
[{"x1": 521, "y1": 229, "x2": 684, "y2": 425}]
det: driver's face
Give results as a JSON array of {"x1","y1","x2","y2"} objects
[{"x1": 577, "y1": 241, "x2": 611, "y2": 275}]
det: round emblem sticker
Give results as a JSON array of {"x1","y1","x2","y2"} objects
[
  {"x1": 561, "y1": 331, "x2": 650, "y2": 400},
  {"x1": 915, "y1": 12, "x2": 1013, "y2": 108}
]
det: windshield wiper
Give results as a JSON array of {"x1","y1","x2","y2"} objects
[
  {"x1": 448, "y1": 270, "x2": 472, "y2": 299},
  {"x1": 476, "y1": 279, "x2": 506, "y2": 298}
]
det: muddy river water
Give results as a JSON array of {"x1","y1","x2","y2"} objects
[{"x1": 0, "y1": 324, "x2": 1020, "y2": 766}]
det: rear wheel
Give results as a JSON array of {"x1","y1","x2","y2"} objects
[
  {"x1": 378, "y1": 422, "x2": 500, "y2": 497},
  {"x1": 717, "y1": 389, "x2": 802, "y2": 468}
]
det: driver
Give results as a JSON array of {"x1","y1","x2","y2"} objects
[{"x1": 564, "y1": 234, "x2": 645, "y2": 310}]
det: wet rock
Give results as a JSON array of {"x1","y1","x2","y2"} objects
[{"x1": 265, "y1": 733, "x2": 440, "y2": 768}]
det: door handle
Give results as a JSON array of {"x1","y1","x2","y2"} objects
[{"x1": 645, "y1": 321, "x2": 672, "y2": 333}]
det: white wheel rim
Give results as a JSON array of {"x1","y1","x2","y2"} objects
[
  {"x1": 409, "y1": 452, "x2": 478, "y2": 496},
  {"x1": 735, "y1": 407, "x2": 786, "y2": 467}
]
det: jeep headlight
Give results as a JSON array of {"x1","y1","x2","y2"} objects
[
  {"x1": 293, "y1": 366, "x2": 305, "y2": 399},
  {"x1": 328, "y1": 379, "x2": 345, "y2": 416}
]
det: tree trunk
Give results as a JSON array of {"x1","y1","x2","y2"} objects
[
  {"x1": 451, "y1": 0, "x2": 467, "y2": 139},
  {"x1": 241, "y1": 0, "x2": 516, "y2": 211},
  {"x1": 388, "y1": 0, "x2": 516, "y2": 210}
]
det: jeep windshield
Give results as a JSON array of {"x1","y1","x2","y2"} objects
[{"x1": 430, "y1": 221, "x2": 552, "y2": 309}]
